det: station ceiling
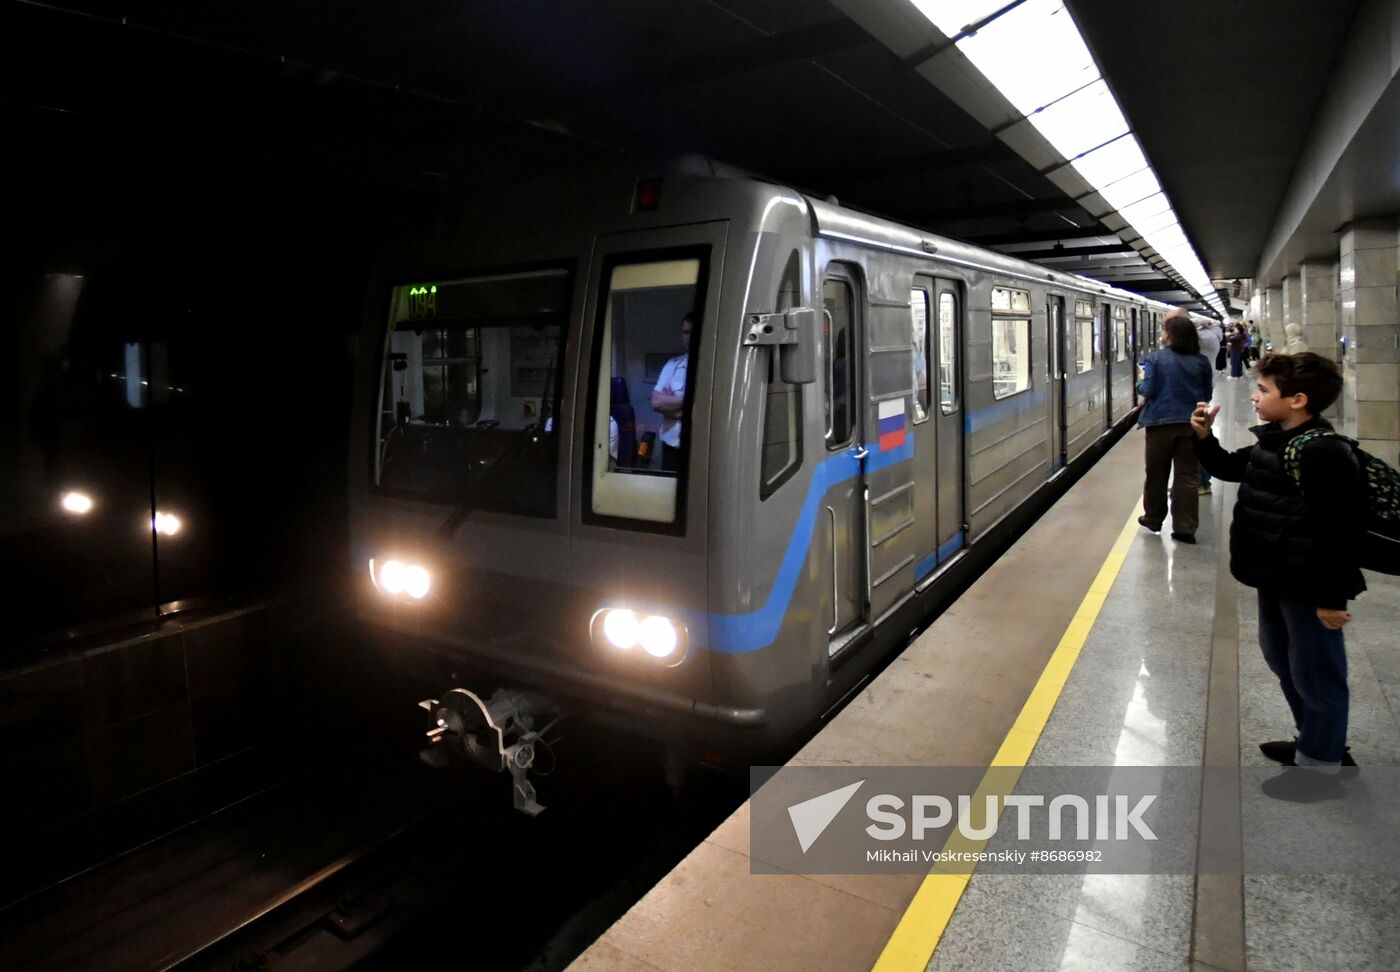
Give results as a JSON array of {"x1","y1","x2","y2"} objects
[{"x1": 2, "y1": 0, "x2": 1370, "y2": 309}]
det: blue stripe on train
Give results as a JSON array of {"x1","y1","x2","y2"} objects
[
  {"x1": 913, "y1": 530, "x2": 966, "y2": 583},
  {"x1": 703, "y1": 436, "x2": 913, "y2": 654}
]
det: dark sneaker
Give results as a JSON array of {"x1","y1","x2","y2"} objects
[
  {"x1": 1170, "y1": 532, "x2": 1197, "y2": 544},
  {"x1": 1137, "y1": 515, "x2": 1161, "y2": 534},
  {"x1": 1260, "y1": 768, "x2": 1345, "y2": 803},
  {"x1": 1259, "y1": 739, "x2": 1356, "y2": 767}
]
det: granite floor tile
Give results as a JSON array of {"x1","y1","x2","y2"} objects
[
  {"x1": 928, "y1": 888, "x2": 1188, "y2": 972},
  {"x1": 1245, "y1": 875, "x2": 1400, "y2": 972},
  {"x1": 1033, "y1": 689, "x2": 1205, "y2": 768}
]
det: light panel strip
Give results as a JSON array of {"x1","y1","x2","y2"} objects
[{"x1": 911, "y1": 0, "x2": 1225, "y2": 313}]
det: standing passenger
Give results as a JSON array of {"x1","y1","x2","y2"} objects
[
  {"x1": 1227, "y1": 324, "x2": 1247, "y2": 379},
  {"x1": 1195, "y1": 318, "x2": 1222, "y2": 495},
  {"x1": 1191, "y1": 353, "x2": 1362, "y2": 798},
  {"x1": 651, "y1": 312, "x2": 693, "y2": 473},
  {"x1": 1136, "y1": 309, "x2": 1213, "y2": 543}
]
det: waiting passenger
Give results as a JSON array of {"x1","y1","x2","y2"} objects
[
  {"x1": 1227, "y1": 324, "x2": 1248, "y2": 379},
  {"x1": 651, "y1": 312, "x2": 692, "y2": 473},
  {"x1": 1195, "y1": 318, "x2": 1223, "y2": 496},
  {"x1": 1136, "y1": 309, "x2": 1213, "y2": 543},
  {"x1": 1191, "y1": 353, "x2": 1363, "y2": 799}
]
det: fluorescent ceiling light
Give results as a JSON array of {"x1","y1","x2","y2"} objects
[
  {"x1": 1118, "y1": 193, "x2": 1170, "y2": 228},
  {"x1": 1026, "y1": 79, "x2": 1129, "y2": 159},
  {"x1": 910, "y1": 0, "x2": 1020, "y2": 38},
  {"x1": 906, "y1": 0, "x2": 1217, "y2": 307},
  {"x1": 1097, "y1": 168, "x2": 1161, "y2": 211},
  {"x1": 1139, "y1": 211, "x2": 1180, "y2": 236},
  {"x1": 1070, "y1": 135, "x2": 1149, "y2": 186},
  {"x1": 956, "y1": 0, "x2": 1097, "y2": 115}
]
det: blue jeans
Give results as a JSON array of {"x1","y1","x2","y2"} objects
[{"x1": 1256, "y1": 590, "x2": 1349, "y2": 763}]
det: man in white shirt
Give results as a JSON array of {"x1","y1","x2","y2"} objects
[{"x1": 651, "y1": 312, "x2": 693, "y2": 473}]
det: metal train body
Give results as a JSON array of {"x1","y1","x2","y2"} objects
[{"x1": 347, "y1": 162, "x2": 1178, "y2": 771}]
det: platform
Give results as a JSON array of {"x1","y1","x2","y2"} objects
[{"x1": 571, "y1": 376, "x2": 1400, "y2": 972}]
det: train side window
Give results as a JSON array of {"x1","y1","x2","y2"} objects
[
  {"x1": 1074, "y1": 299, "x2": 1094, "y2": 374},
  {"x1": 1114, "y1": 306, "x2": 1128, "y2": 361},
  {"x1": 938, "y1": 290, "x2": 958, "y2": 414},
  {"x1": 909, "y1": 287, "x2": 930, "y2": 423},
  {"x1": 588, "y1": 254, "x2": 703, "y2": 527},
  {"x1": 991, "y1": 286, "x2": 1031, "y2": 399},
  {"x1": 761, "y1": 252, "x2": 803, "y2": 499},
  {"x1": 823, "y1": 277, "x2": 855, "y2": 448}
]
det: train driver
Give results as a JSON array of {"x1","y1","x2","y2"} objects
[{"x1": 651, "y1": 311, "x2": 693, "y2": 473}]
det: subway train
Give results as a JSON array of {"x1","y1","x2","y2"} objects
[{"x1": 346, "y1": 158, "x2": 1185, "y2": 811}]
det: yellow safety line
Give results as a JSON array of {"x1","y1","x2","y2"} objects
[{"x1": 871, "y1": 504, "x2": 1143, "y2": 972}]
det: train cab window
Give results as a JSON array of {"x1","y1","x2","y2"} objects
[
  {"x1": 375, "y1": 268, "x2": 570, "y2": 517},
  {"x1": 761, "y1": 252, "x2": 803, "y2": 499},
  {"x1": 588, "y1": 255, "x2": 703, "y2": 527},
  {"x1": 1113, "y1": 306, "x2": 1129, "y2": 361},
  {"x1": 823, "y1": 277, "x2": 856, "y2": 447},
  {"x1": 1074, "y1": 299, "x2": 1095, "y2": 374},
  {"x1": 938, "y1": 291, "x2": 958, "y2": 414},
  {"x1": 991, "y1": 287, "x2": 1031, "y2": 399},
  {"x1": 909, "y1": 288, "x2": 930, "y2": 423}
]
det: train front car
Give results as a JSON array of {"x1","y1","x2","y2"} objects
[{"x1": 347, "y1": 169, "x2": 820, "y2": 809}]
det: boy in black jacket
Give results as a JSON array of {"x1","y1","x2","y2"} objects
[{"x1": 1191, "y1": 353, "x2": 1364, "y2": 796}]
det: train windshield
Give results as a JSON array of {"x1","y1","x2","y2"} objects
[{"x1": 375, "y1": 268, "x2": 570, "y2": 517}]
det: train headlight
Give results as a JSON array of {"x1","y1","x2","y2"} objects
[
  {"x1": 152, "y1": 511, "x2": 183, "y2": 536},
  {"x1": 379, "y1": 559, "x2": 407, "y2": 594},
  {"x1": 404, "y1": 565, "x2": 431, "y2": 600},
  {"x1": 60, "y1": 490, "x2": 95, "y2": 515},
  {"x1": 369, "y1": 558, "x2": 432, "y2": 601},
  {"x1": 638, "y1": 616, "x2": 679, "y2": 659},
  {"x1": 601, "y1": 609, "x2": 640, "y2": 650},
  {"x1": 592, "y1": 608, "x2": 686, "y2": 665}
]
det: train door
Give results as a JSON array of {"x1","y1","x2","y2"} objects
[
  {"x1": 1048, "y1": 295, "x2": 1067, "y2": 470},
  {"x1": 909, "y1": 275, "x2": 965, "y2": 579},
  {"x1": 1101, "y1": 302, "x2": 1114, "y2": 427},
  {"x1": 932, "y1": 279, "x2": 965, "y2": 561},
  {"x1": 1130, "y1": 308, "x2": 1140, "y2": 406},
  {"x1": 822, "y1": 268, "x2": 868, "y2": 649}
]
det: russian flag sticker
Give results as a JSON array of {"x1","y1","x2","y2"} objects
[{"x1": 877, "y1": 398, "x2": 906, "y2": 452}]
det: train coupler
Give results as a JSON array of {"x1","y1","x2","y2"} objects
[{"x1": 419, "y1": 688, "x2": 561, "y2": 816}]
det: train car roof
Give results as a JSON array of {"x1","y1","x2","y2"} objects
[{"x1": 800, "y1": 193, "x2": 1179, "y2": 314}]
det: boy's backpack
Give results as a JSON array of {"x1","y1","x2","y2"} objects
[{"x1": 1283, "y1": 428, "x2": 1400, "y2": 575}]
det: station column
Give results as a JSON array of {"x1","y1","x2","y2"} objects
[
  {"x1": 1263, "y1": 283, "x2": 1283, "y2": 349},
  {"x1": 1300, "y1": 259, "x2": 1339, "y2": 361},
  {"x1": 1339, "y1": 218, "x2": 1400, "y2": 467},
  {"x1": 1282, "y1": 272, "x2": 1302, "y2": 350}
]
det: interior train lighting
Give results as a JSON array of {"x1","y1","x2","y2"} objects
[
  {"x1": 152, "y1": 511, "x2": 182, "y2": 536},
  {"x1": 909, "y1": 0, "x2": 1226, "y2": 314},
  {"x1": 594, "y1": 607, "x2": 685, "y2": 663},
  {"x1": 369, "y1": 558, "x2": 432, "y2": 600},
  {"x1": 60, "y1": 491, "x2": 94, "y2": 515}
]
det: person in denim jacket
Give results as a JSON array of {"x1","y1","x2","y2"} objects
[{"x1": 1136, "y1": 309, "x2": 1214, "y2": 542}]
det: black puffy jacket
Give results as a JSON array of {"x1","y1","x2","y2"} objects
[{"x1": 1194, "y1": 417, "x2": 1366, "y2": 608}]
